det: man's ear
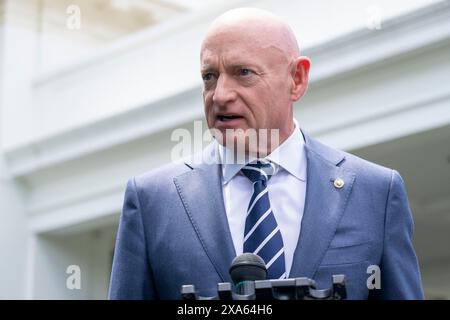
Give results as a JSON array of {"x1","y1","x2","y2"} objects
[{"x1": 290, "y1": 56, "x2": 310, "y2": 101}]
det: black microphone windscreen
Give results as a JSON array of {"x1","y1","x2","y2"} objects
[{"x1": 229, "y1": 253, "x2": 267, "y2": 284}]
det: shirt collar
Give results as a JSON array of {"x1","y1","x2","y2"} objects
[{"x1": 218, "y1": 119, "x2": 307, "y2": 184}]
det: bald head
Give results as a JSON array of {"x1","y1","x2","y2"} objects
[
  {"x1": 200, "y1": 8, "x2": 310, "y2": 153},
  {"x1": 202, "y1": 8, "x2": 300, "y2": 61}
]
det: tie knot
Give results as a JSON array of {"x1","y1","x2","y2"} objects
[{"x1": 241, "y1": 160, "x2": 277, "y2": 183}]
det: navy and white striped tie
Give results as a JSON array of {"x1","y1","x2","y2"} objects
[{"x1": 241, "y1": 160, "x2": 286, "y2": 279}]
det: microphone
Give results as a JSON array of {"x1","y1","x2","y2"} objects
[{"x1": 229, "y1": 253, "x2": 267, "y2": 296}]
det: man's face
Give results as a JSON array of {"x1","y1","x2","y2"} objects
[{"x1": 200, "y1": 27, "x2": 296, "y2": 152}]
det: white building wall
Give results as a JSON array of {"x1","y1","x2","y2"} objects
[
  {"x1": 0, "y1": 160, "x2": 28, "y2": 299},
  {"x1": 0, "y1": 1, "x2": 30, "y2": 298}
]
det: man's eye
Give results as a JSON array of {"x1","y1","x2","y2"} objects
[
  {"x1": 202, "y1": 73, "x2": 215, "y2": 81},
  {"x1": 239, "y1": 68, "x2": 253, "y2": 76}
]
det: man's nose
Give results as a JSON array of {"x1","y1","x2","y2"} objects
[{"x1": 212, "y1": 75, "x2": 237, "y2": 106}]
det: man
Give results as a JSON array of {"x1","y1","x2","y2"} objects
[{"x1": 109, "y1": 8, "x2": 424, "y2": 299}]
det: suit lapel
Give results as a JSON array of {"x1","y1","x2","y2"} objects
[
  {"x1": 289, "y1": 132, "x2": 356, "y2": 279},
  {"x1": 173, "y1": 145, "x2": 236, "y2": 283}
]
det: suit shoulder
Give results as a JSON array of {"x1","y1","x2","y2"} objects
[
  {"x1": 306, "y1": 134, "x2": 394, "y2": 181},
  {"x1": 337, "y1": 150, "x2": 398, "y2": 193},
  {"x1": 342, "y1": 151, "x2": 392, "y2": 177},
  {"x1": 132, "y1": 161, "x2": 192, "y2": 190}
]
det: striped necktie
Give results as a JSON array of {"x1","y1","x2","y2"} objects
[{"x1": 241, "y1": 160, "x2": 286, "y2": 279}]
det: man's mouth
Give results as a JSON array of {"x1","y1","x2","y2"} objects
[{"x1": 217, "y1": 115, "x2": 243, "y2": 122}]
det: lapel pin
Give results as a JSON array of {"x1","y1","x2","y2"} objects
[{"x1": 334, "y1": 178, "x2": 345, "y2": 189}]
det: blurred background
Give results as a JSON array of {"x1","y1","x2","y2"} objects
[{"x1": 0, "y1": 0, "x2": 449, "y2": 299}]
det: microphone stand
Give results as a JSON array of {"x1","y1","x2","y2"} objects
[{"x1": 181, "y1": 274, "x2": 347, "y2": 300}]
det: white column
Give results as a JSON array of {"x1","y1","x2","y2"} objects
[
  {"x1": 0, "y1": 0, "x2": 40, "y2": 299},
  {"x1": 0, "y1": 0, "x2": 40, "y2": 149}
]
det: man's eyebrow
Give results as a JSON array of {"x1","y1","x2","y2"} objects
[
  {"x1": 229, "y1": 63, "x2": 263, "y2": 73},
  {"x1": 200, "y1": 65, "x2": 216, "y2": 72},
  {"x1": 232, "y1": 63, "x2": 257, "y2": 68},
  {"x1": 202, "y1": 63, "x2": 261, "y2": 72}
]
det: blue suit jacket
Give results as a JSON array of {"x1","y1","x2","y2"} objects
[{"x1": 109, "y1": 130, "x2": 424, "y2": 299}]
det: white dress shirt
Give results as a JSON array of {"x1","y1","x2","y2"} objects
[{"x1": 218, "y1": 120, "x2": 307, "y2": 277}]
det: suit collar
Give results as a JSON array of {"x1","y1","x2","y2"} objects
[
  {"x1": 300, "y1": 128, "x2": 346, "y2": 167},
  {"x1": 217, "y1": 120, "x2": 307, "y2": 184},
  {"x1": 183, "y1": 127, "x2": 346, "y2": 169}
]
